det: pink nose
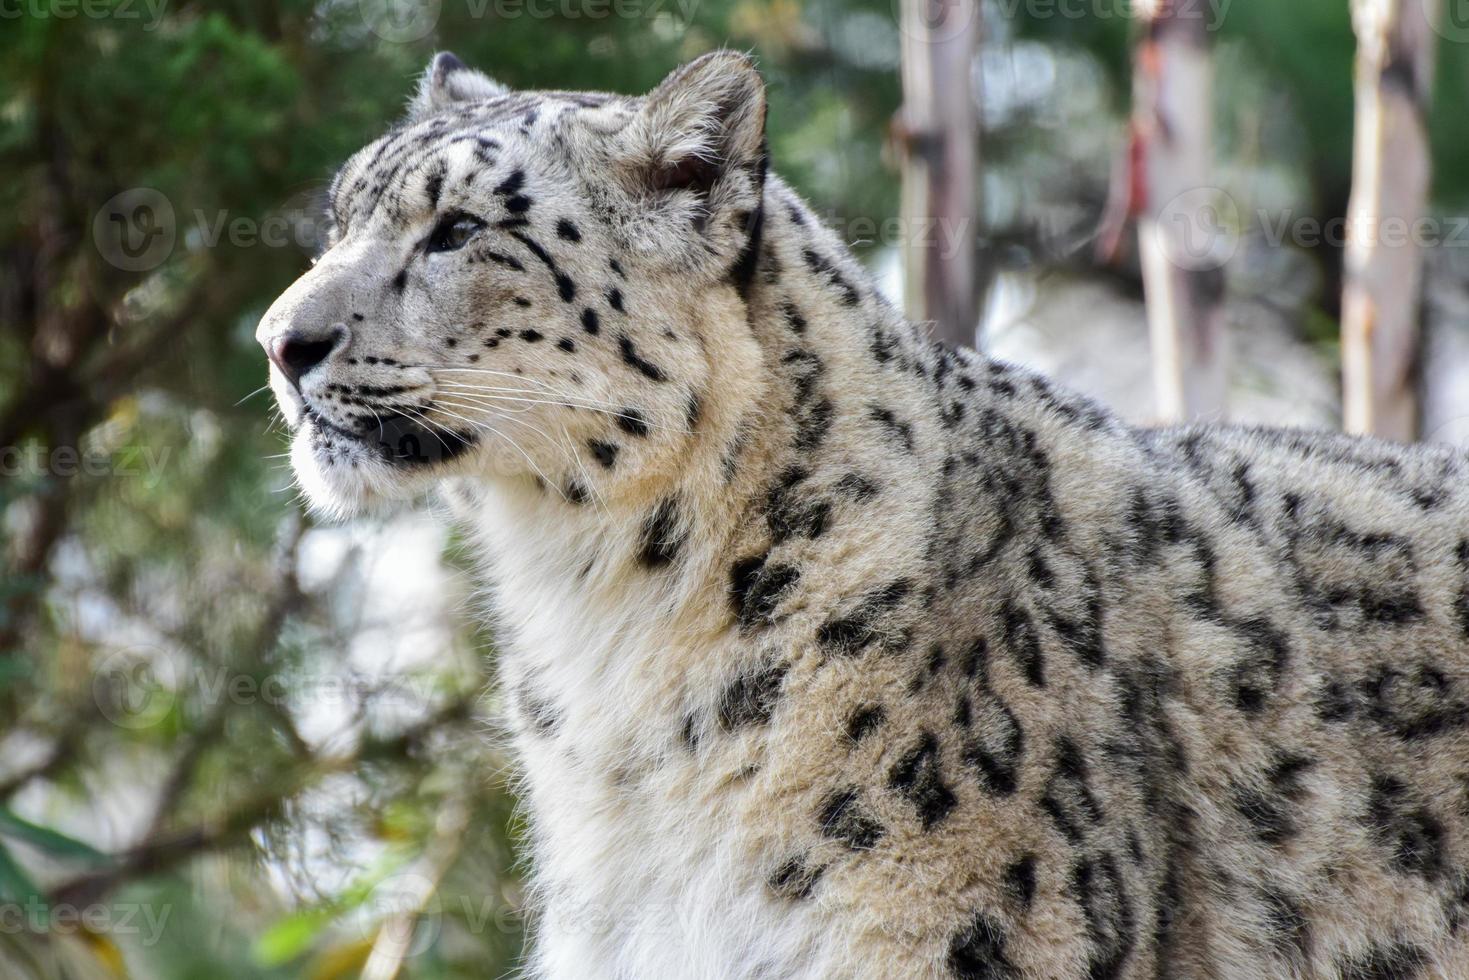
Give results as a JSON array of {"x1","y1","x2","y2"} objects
[{"x1": 265, "y1": 325, "x2": 347, "y2": 389}]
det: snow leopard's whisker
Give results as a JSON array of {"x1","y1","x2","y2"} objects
[
  {"x1": 427, "y1": 403, "x2": 565, "y2": 500},
  {"x1": 435, "y1": 386, "x2": 632, "y2": 417},
  {"x1": 430, "y1": 375, "x2": 627, "y2": 410},
  {"x1": 415, "y1": 365, "x2": 566, "y2": 392},
  {"x1": 436, "y1": 390, "x2": 648, "y2": 425},
  {"x1": 435, "y1": 387, "x2": 675, "y2": 432},
  {"x1": 427, "y1": 368, "x2": 614, "y2": 402},
  {"x1": 234, "y1": 383, "x2": 274, "y2": 407}
]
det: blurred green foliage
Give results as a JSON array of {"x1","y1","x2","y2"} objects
[{"x1": 0, "y1": 0, "x2": 1465, "y2": 977}]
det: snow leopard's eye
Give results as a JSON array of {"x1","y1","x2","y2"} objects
[{"x1": 426, "y1": 212, "x2": 483, "y2": 254}]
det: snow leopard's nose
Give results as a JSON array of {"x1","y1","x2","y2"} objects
[{"x1": 265, "y1": 324, "x2": 348, "y2": 390}]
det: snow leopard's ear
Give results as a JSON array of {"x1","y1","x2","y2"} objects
[
  {"x1": 408, "y1": 52, "x2": 506, "y2": 120},
  {"x1": 624, "y1": 51, "x2": 767, "y2": 196}
]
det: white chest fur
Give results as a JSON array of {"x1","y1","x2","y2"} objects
[{"x1": 462, "y1": 484, "x2": 846, "y2": 980}]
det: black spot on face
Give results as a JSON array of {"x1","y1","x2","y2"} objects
[
  {"x1": 557, "y1": 337, "x2": 575, "y2": 353},
  {"x1": 607, "y1": 287, "x2": 624, "y2": 312},
  {"x1": 519, "y1": 329, "x2": 543, "y2": 343},
  {"x1": 581, "y1": 308, "x2": 600, "y2": 334},
  {"x1": 618, "y1": 334, "x2": 668, "y2": 382},
  {"x1": 616, "y1": 409, "x2": 649, "y2": 438},
  {"x1": 392, "y1": 268, "x2": 409, "y2": 292},
  {"x1": 588, "y1": 439, "x2": 618, "y2": 469},
  {"x1": 555, "y1": 218, "x2": 581, "y2": 242},
  {"x1": 494, "y1": 169, "x2": 525, "y2": 196}
]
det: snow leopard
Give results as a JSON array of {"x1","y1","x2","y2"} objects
[{"x1": 256, "y1": 50, "x2": 1469, "y2": 979}]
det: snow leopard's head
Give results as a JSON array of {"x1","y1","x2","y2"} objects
[{"x1": 257, "y1": 51, "x2": 767, "y2": 517}]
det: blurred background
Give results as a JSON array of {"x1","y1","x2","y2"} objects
[{"x1": 1, "y1": 0, "x2": 1466, "y2": 977}]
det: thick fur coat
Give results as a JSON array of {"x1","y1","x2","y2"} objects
[{"x1": 258, "y1": 51, "x2": 1469, "y2": 979}]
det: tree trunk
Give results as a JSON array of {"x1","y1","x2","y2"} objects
[
  {"x1": 1133, "y1": 0, "x2": 1227, "y2": 423},
  {"x1": 1341, "y1": 0, "x2": 1438, "y2": 441},
  {"x1": 897, "y1": 0, "x2": 981, "y2": 349}
]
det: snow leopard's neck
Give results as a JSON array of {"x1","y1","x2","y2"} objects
[
  {"x1": 458, "y1": 177, "x2": 943, "y2": 748},
  {"x1": 450, "y1": 175, "x2": 967, "y2": 951}
]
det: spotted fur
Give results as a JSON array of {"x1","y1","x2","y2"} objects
[{"x1": 259, "y1": 51, "x2": 1469, "y2": 980}]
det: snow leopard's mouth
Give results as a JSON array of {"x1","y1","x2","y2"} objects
[{"x1": 303, "y1": 406, "x2": 478, "y2": 469}]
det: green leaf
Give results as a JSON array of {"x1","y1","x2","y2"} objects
[
  {"x1": 0, "y1": 842, "x2": 45, "y2": 922},
  {"x1": 252, "y1": 907, "x2": 337, "y2": 966},
  {"x1": 0, "y1": 807, "x2": 109, "y2": 863}
]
